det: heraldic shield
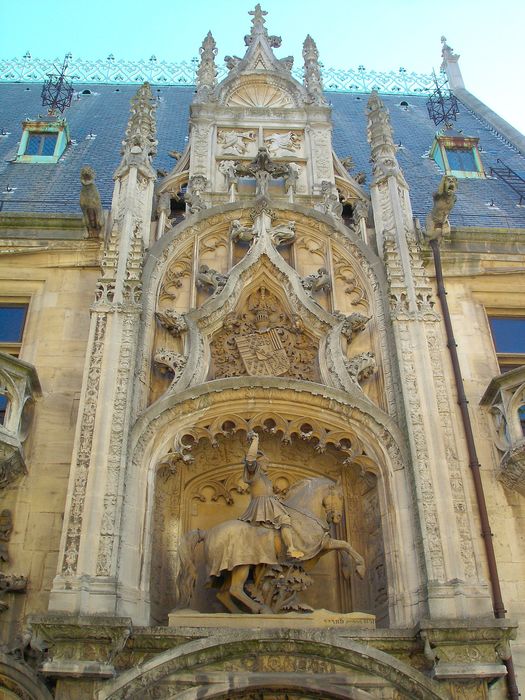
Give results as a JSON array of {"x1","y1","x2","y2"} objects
[{"x1": 235, "y1": 328, "x2": 290, "y2": 376}]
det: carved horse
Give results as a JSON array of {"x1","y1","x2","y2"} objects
[{"x1": 175, "y1": 477, "x2": 365, "y2": 614}]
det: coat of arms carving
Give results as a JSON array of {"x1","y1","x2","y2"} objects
[{"x1": 210, "y1": 287, "x2": 318, "y2": 381}]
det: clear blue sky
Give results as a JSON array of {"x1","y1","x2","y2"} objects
[{"x1": 1, "y1": 0, "x2": 524, "y2": 134}]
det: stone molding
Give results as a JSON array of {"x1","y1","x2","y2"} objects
[{"x1": 0, "y1": 654, "x2": 53, "y2": 700}]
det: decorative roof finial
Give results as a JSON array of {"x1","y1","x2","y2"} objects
[
  {"x1": 302, "y1": 35, "x2": 327, "y2": 106},
  {"x1": 195, "y1": 31, "x2": 218, "y2": 102},
  {"x1": 367, "y1": 91, "x2": 406, "y2": 185},
  {"x1": 249, "y1": 4, "x2": 267, "y2": 36},
  {"x1": 114, "y1": 82, "x2": 157, "y2": 179},
  {"x1": 245, "y1": 5, "x2": 281, "y2": 48},
  {"x1": 440, "y1": 36, "x2": 464, "y2": 91}
]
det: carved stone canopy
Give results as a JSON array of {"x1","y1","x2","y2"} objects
[{"x1": 0, "y1": 352, "x2": 41, "y2": 488}]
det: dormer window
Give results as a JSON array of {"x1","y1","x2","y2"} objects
[
  {"x1": 16, "y1": 118, "x2": 70, "y2": 163},
  {"x1": 430, "y1": 133, "x2": 485, "y2": 179}
]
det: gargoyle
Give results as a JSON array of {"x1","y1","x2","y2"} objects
[
  {"x1": 425, "y1": 175, "x2": 457, "y2": 240},
  {"x1": 339, "y1": 312, "x2": 370, "y2": 343},
  {"x1": 79, "y1": 166, "x2": 104, "y2": 239},
  {"x1": 302, "y1": 267, "x2": 331, "y2": 294},
  {"x1": 230, "y1": 219, "x2": 255, "y2": 244},
  {"x1": 269, "y1": 221, "x2": 296, "y2": 247},
  {"x1": 156, "y1": 309, "x2": 187, "y2": 337},
  {"x1": 345, "y1": 351, "x2": 376, "y2": 384},
  {"x1": 196, "y1": 264, "x2": 228, "y2": 295}
]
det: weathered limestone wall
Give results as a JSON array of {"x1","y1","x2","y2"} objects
[
  {"x1": 428, "y1": 249, "x2": 525, "y2": 693},
  {"x1": 0, "y1": 240, "x2": 99, "y2": 642}
]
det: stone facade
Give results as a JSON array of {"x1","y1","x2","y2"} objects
[{"x1": 0, "y1": 7, "x2": 524, "y2": 699}]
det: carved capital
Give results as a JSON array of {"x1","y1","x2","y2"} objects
[{"x1": 419, "y1": 619, "x2": 516, "y2": 683}]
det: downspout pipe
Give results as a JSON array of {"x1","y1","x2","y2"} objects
[{"x1": 429, "y1": 237, "x2": 520, "y2": 699}]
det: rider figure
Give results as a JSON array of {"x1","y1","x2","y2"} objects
[{"x1": 239, "y1": 432, "x2": 304, "y2": 560}]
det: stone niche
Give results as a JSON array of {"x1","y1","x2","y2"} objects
[{"x1": 149, "y1": 431, "x2": 388, "y2": 626}]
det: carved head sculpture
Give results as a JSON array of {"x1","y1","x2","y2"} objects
[
  {"x1": 439, "y1": 175, "x2": 458, "y2": 197},
  {"x1": 80, "y1": 166, "x2": 96, "y2": 186}
]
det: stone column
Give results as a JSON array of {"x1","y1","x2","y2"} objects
[
  {"x1": 49, "y1": 83, "x2": 157, "y2": 614},
  {"x1": 367, "y1": 91, "x2": 492, "y2": 618}
]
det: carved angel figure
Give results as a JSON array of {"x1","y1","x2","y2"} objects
[
  {"x1": 264, "y1": 130, "x2": 301, "y2": 156},
  {"x1": 218, "y1": 160, "x2": 238, "y2": 187},
  {"x1": 283, "y1": 162, "x2": 301, "y2": 193},
  {"x1": 217, "y1": 129, "x2": 256, "y2": 155}
]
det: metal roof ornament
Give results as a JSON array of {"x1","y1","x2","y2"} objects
[
  {"x1": 40, "y1": 54, "x2": 74, "y2": 116},
  {"x1": 426, "y1": 69, "x2": 459, "y2": 128}
]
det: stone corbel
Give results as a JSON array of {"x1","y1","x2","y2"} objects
[
  {"x1": 29, "y1": 614, "x2": 132, "y2": 679},
  {"x1": 0, "y1": 352, "x2": 41, "y2": 489},
  {"x1": 418, "y1": 619, "x2": 516, "y2": 684}
]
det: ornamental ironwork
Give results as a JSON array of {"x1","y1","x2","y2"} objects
[
  {"x1": 426, "y1": 70, "x2": 459, "y2": 127},
  {"x1": 41, "y1": 54, "x2": 74, "y2": 115},
  {"x1": 0, "y1": 54, "x2": 437, "y2": 95}
]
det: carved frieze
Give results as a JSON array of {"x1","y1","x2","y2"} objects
[
  {"x1": 210, "y1": 287, "x2": 318, "y2": 381},
  {"x1": 263, "y1": 130, "x2": 301, "y2": 156},
  {"x1": 217, "y1": 129, "x2": 256, "y2": 155}
]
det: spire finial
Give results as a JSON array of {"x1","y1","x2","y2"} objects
[
  {"x1": 245, "y1": 5, "x2": 281, "y2": 48},
  {"x1": 302, "y1": 35, "x2": 326, "y2": 105},
  {"x1": 114, "y1": 82, "x2": 157, "y2": 179},
  {"x1": 249, "y1": 4, "x2": 268, "y2": 35},
  {"x1": 195, "y1": 31, "x2": 217, "y2": 102}
]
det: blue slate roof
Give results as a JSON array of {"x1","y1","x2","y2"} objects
[{"x1": 1, "y1": 82, "x2": 525, "y2": 229}]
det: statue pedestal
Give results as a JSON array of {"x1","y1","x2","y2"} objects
[{"x1": 168, "y1": 608, "x2": 376, "y2": 630}]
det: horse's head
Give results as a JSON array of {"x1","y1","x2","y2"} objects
[{"x1": 322, "y1": 482, "x2": 344, "y2": 524}]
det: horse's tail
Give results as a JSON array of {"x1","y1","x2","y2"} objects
[
  {"x1": 174, "y1": 529, "x2": 206, "y2": 608},
  {"x1": 340, "y1": 549, "x2": 366, "y2": 580}
]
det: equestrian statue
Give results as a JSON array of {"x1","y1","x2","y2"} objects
[{"x1": 175, "y1": 432, "x2": 365, "y2": 614}]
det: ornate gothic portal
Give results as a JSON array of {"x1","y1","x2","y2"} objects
[{"x1": 150, "y1": 430, "x2": 387, "y2": 625}]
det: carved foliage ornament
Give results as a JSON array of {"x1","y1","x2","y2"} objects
[{"x1": 210, "y1": 287, "x2": 318, "y2": 381}]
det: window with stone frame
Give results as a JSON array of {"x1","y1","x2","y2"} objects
[
  {"x1": 0, "y1": 302, "x2": 28, "y2": 357},
  {"x1": 488, "y1": 315, "x2": 525, "y2": 373}
]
